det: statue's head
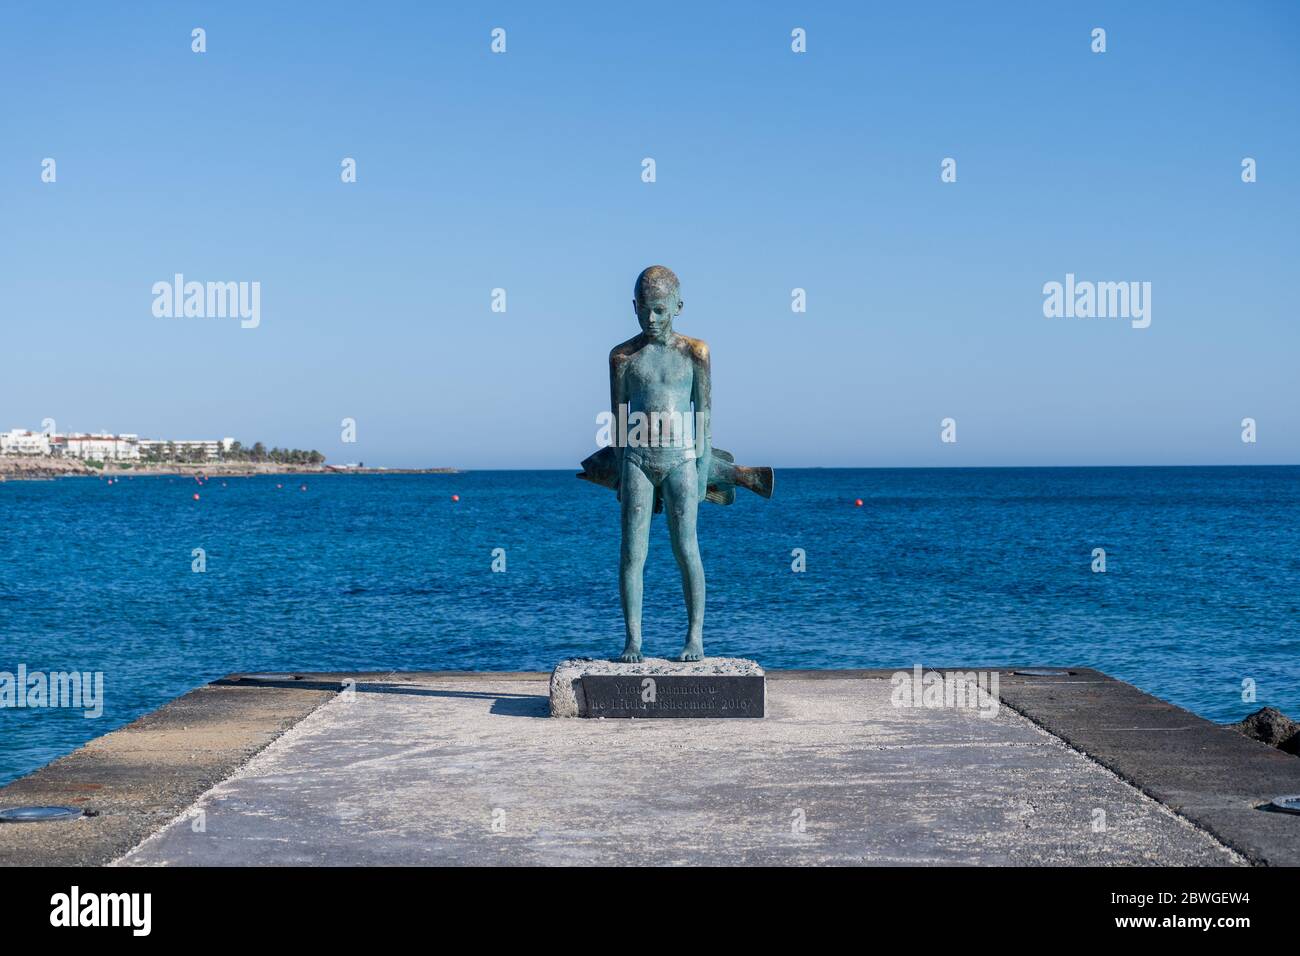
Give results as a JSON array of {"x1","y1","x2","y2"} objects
[{"x1": 633, "y1": 265, "x2": 682, "y2": 344}]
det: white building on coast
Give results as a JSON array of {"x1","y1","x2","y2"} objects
[
  {"x1": 4, "y1": 428, "x2": 235, "y2": 462},
  {"x1": 138, "y1": 438, "x2": 234, "y2": 460},
  {"x1": 0, "y1": 429, "x2": 52, "y2": 456},
  {"x1": 53, "y1": 433, "x2": 141, "y2": 461}
]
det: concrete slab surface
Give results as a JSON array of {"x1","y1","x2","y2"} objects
[
  {"x1": 0, "y1": 681, "x2": 337, "y2": 866},
  {"x1": 116, "y1": 675, "x2": 1246, "y2": 866},
  {"x1": 995, "y1": 669, "x2": 1300, "y2": 866}
]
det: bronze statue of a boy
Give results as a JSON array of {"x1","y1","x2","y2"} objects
[{"x1": 578, "y1": 266, "x2": 773, "y2": 662}]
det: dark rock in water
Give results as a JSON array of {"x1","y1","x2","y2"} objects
[{"x1": 1227, "y1": 707, "x2": 1300, "y2": 755}]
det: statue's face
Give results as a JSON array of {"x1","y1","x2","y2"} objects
[{"x1": 634, "y1": 290, "x2": 681, "y2": 344}]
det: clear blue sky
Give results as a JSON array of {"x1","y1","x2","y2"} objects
[{"x1": 2, "y1": 1, "x2": 1297, "y2": 468}]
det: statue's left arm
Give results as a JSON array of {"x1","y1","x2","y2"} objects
[{"x1": 692, "y1": 342, "x2": 712, "y2": 500}]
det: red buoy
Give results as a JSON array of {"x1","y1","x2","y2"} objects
[
  {"x1": 193, "y1": 493, "x2": 200, "y2": 501},
  {"x1": 855, "y1": 498, "x2": 864, "y2": 507},
  {"x1": 451, "y1": 494, "x2": 460, "y2": 502}
]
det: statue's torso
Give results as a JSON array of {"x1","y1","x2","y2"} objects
[
  {"x1": 612, "y1": 333, "x2": 707, "y2": 449},
  {"x1": 625, "y1": 343, "x2": 693, "y2": 411}
]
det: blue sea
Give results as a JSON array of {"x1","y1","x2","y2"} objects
[{"x1": 1, "y1": 467, "x2": 1297, "y2": 786}]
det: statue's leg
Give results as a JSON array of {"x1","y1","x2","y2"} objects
[
  {"x1": 663, "y1": 458, "x2": 705, "y2": 661},
  {"x1": 618, "y1": 456, "x2": 654, "y2": 663}
]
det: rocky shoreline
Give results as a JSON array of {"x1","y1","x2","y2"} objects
[
  {"x1": 1227, "y1": 706, "x2": 1300, "y2": 756},
  {"x1": 0, "y1": 456, "x2": 459, "y2": 481},
  {"x1": 0, "y1": 456, "x2": 94, "y2": 480}
]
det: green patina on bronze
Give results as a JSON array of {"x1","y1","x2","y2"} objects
[{"x1": 577, "y1": 266, "x2": 773, "y2": 662}]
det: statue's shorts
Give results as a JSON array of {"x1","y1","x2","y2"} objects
[{"x1": 622, "y1": 445, "x2": 696, "y2": 488}]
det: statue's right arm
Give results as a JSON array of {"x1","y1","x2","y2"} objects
[{"x1": 609, "y1": 348, "x2": 628, "y2": 491}]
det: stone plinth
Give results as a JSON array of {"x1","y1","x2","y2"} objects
[{"x1": 548, "y1": 657, "x2": 765, "y2": 718}]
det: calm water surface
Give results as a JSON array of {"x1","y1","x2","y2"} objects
[{"x1": 1, "y1": 466, "x2": 1297, "y2": 785}]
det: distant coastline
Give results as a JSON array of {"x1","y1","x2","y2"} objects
[{"x1": 0, "y1": 456, "x2": 460, "y2": 481}]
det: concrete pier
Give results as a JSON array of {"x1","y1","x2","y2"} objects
[{"x1": 2, "y1": 669, "x2": 1298, "y2": 866}]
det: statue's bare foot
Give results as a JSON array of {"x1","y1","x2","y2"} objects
[
  {"x1": 677, "y1": 639, "x2": 703, "y2": 662},
  {"x1": 618, "y1": 639, "x2": 643, "y2": 664}
]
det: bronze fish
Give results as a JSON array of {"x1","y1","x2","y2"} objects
[{"x1": 577, "y1": 446, "x2": 773, "y2": 510}]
